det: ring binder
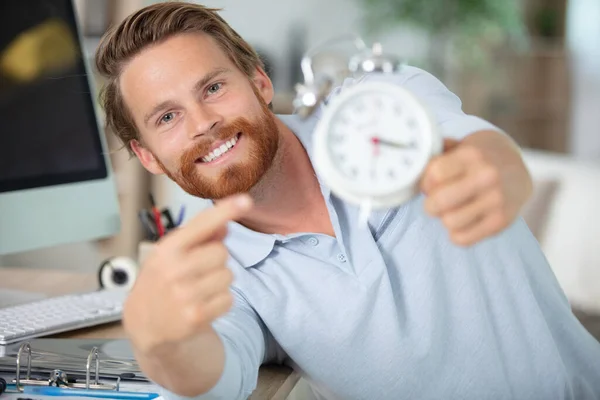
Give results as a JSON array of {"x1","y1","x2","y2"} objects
[{"x1": 13, "y1": 341, "x2": 118, "y2": 392}]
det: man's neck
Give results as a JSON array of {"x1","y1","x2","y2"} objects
[{"x1": 235, "y1": 117, "x2": 334, "y2": 236}]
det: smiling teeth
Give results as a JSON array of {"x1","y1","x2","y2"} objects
[{"x1": 201, "y1": 135, "x2": 238, "y2": 163}]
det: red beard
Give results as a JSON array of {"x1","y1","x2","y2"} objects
[{"x1": 159, "y1": 102, "x2": 279, "y2": 199}]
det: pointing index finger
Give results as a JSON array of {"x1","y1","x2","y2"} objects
[{"x1": 165, "y1": 194, "x2": 253, "y2": 248}]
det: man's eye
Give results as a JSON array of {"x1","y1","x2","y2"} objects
[
  {"x1": 160, "y1": 112, "x2": 175, "y2": 124},
  {"x1": 207, "y1": 83, "x2": 222, "y2": 95}
]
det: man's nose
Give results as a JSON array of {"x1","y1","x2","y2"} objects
[{"x1": 187, "y1": 104, "x2": 222, "y2": 139}]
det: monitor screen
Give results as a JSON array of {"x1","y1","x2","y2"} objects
[
  {"x1": 0, "y1": 0, "x2": 120, "y2": 256},
  {"x1": 0, "y1": 0, "x2": 107, "y2": 193}
]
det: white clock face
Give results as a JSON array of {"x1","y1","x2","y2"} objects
[{"x1": 321, "y1": 85, "x2": 433, "y2": 198}]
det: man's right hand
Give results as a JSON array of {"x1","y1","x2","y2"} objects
[{"x1": 122, "y1": 194, "x2": 253, "y2": 356}]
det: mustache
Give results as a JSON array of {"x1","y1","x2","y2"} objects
[{"x1": 179, "y1": 117, "x2": 253, "y2": 167}]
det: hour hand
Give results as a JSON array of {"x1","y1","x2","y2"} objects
[{"x1": 371, "y1": 137, "x2": 416, "y2": 149}]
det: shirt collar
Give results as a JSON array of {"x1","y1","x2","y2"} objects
[
  {"x1": 224, "y1": 220, "x2": 276, "y2": 268},
  {"x1": 224, "y1": 111, "x2": 329, "y2": 268}
]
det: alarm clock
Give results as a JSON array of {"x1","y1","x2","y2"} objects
[{"x1": 294, "y1": 38, "x2": 442, "y2": 215}]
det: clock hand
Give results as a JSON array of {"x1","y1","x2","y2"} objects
[
  {"x1": 371, "y1": 136, "x2": 380, "y2": 157},
  {"x1": 371, "y1": 136, "x2": 416, "y2": 149}
]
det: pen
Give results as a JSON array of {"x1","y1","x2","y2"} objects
[
  {"x1": 177, "y1": 205, "x2": 186, "y2": 226},
  {"x1": 148, "y1": 194, "x2": 165, "y2": 237},
  {"x1": 23, "y1": 385, "x2": 160, "y2": 399},
  {"x1": 138, "y1": 210, "x2": 157, "y2": 240},
  {"x1": 161, "y1": 208, "x2": 176, "y2": 230}
]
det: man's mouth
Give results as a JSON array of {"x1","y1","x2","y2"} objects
[{"x1": 198, "y1": 133, "x2": 241, "y2": 163}]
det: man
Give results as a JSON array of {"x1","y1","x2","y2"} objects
[{"x1": 95, "y1": 2, "x2": 600, "y2": 400}]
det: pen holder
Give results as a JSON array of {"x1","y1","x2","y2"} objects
[{"x1": 138, "y1": 240, "x2": 156, "y2": 266}]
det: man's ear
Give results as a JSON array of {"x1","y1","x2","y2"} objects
[
  {"x1": 130, "y1": 140, "x2": 164, "y2": 175},
  {"x1": 252, "y1": 67, "x2": 274, "y2": 106}
]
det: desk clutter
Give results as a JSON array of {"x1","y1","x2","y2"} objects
[
  {"x1": 138, "y1": 194, "x2": 185, "y2": 242},
  {"x1": 0, "y1": 339, "x2": 161, "y2": 399}
]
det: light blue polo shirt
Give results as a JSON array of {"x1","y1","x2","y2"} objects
[{"x1": 161, "y1": 67, "x2": 600, "y2": 400}]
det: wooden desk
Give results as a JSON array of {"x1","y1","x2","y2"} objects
[{"x1": 0, "y1": 267, "x2": 298, "y2": 399}]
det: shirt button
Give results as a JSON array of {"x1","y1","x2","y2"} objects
[
  {"x1": 337, "y1": 253, "x2": 347, "y2": 262},
  {"x1": 307, "y1": 237, "x2": 319, "y2": 246}
]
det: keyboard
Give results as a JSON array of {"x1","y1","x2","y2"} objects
[{"x1": 0, "y1": 290, "x2": 128, "y2": 345}]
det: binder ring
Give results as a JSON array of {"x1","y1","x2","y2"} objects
[
  {"x1": 85, "y1": 346, "x2": 100, "y2": 389},
  {"x1": 15, "y1": 342, "x2": 32, "y2": 392},
  {"x1": 11, "y1": 341, "x2": 117, "y2": 392}
]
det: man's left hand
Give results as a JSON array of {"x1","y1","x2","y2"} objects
[{"x1": 420, "y1": 130, "x2": 533, "y2": 246}]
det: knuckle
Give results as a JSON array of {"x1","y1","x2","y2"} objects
[
  {"x1": 183, "y1": 304, "x2": 208, "y2": 328},
  {"x1": 462, "y1": 144, "x2": 484, "y2": 161},
  {"x1": 221, "y1": 268, "x2": 234, "y2": 285},
  {"x1": 449, "y1": 232, "x2": 469, "y2": 247},
  {"x1": 490, "y1": 209, "x2": 508, "y2": 229},
  {"x1": 442, "y1": 213, "x2": 458, "y2": 229},
  {"x1": 216, "y1": 243, "x2": 229, "y2": 262},
  {"x1": 427, "y1": 160, "x2": 445, "y2": 183},
  {"x1": 480, "y1": 164, "x2": 500, "y2": 186}
]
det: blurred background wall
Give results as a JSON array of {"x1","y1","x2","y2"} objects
[{"x1": 2, "y1": 0, "x2": 599, "y2": 315}]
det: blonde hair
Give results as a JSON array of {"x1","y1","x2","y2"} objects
[{"x1": 95, "y1": 1, "x2": 265, "y2": 154}]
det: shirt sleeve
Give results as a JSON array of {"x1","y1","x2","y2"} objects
[
  {"x1": 157, "y1": 287, "x2": 268, "y2": 400},
  {"x1": 350, "y1": 66, "x2": 505, "y2": 140}
]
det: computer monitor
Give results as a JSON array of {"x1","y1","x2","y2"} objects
[{"x1": 0, "y1": 0, "x2": 120, "y2": 255}]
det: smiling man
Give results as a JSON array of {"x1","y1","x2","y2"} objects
[{"x1": 95, "y1": 2, "x2": 600, "y2": 400}]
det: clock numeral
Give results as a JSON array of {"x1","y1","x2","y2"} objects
[
  {"x1": 387, "y1": 169, "x2": 396, "y2": 179},
  {"x1": 407, "y1": 119, "x2": 417, "y2": 130},
  {"x1": 349, "y1": 167, "x2": 359, "y2": 179},
  {"x1": 403, "y1": 156, "x2": 412, "y2": 166}
]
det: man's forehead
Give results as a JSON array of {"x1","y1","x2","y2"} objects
[
  {"x1": 122, "y1": 33, "x2": 231, "y2": 80},
  {"x1": 118, "y1": 33, "x2": 235, "y2": 113}
]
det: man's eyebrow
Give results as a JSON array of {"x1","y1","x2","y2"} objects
[
  {"x1": 143, "y1": 100, "x2": 179, "y2": 127},
  {"x1": 192, "y1": 67, "x2": 231, "y2": 93}
]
